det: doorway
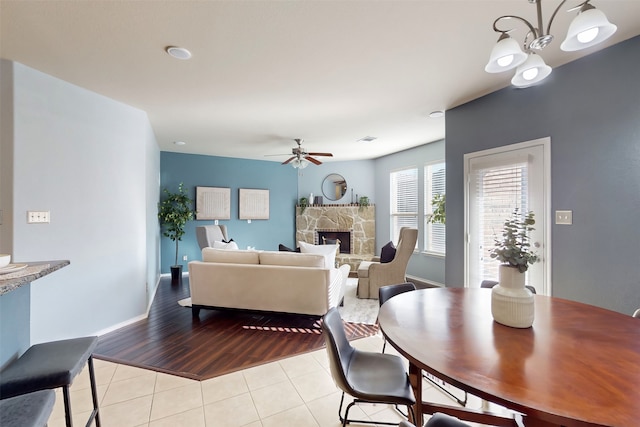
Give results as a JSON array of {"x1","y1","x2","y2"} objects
[{"x1": 464, "y1": 137, "x2": 551, "y2": 295}]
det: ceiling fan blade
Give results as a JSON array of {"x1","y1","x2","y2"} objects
[
  {"x1": 265, "y1": 153, "x2": 290, "y2": 157},
  {"x1": 305, "y1": 156, "x2": 323, "y2": 165},
  {"x1": 306, "y1": 152, "x2": 333, "y2": 157},
  {"x1": 282, "y1": 156, "x2": 296, "y2": 165}
]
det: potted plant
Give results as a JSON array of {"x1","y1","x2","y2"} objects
[
  {"x1": 489, "y1": 208, "x2": 539, "y2": 273},
  {"x1": 427, "y1": 193, "x2": 445, "y2": 224},
  {"x1": 158, "y1": 183, "x2": 194, "y2": 285},
  {"x1": 358, "y1": 196, "x2": 370, "y2": 211},
  {"x1": 298, "y1": 197, "x2": 308, "y2": 213},
  {"x1": 488, "y1": 208, "x2": 539, "y2": 328}
]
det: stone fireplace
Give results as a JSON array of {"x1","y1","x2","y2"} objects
[
  {"x1": 316, "y1": 230, "x2": 351, "y2": 254},
  {"x1": 296, "y1": 204, "x2": 375, "y2": 271}
]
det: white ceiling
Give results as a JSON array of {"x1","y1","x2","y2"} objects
[{"x1": 2, "y1": 1, "x2": 639, "y2": 163}]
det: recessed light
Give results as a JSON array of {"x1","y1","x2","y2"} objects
[
  {"x1": 173, "y1": 141, "x2": 186, "y2": 146},
  {"x1": 166, "y1": 46, "x2": 192, "y2": 60},
  {"x1": 429, "y1": 111, "x2": 445, "y2": 119},
  {"x1": 357, "y1": 136, "x2": 377, "y2": 143}
]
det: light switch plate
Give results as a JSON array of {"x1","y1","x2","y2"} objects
[
  {"x1": 27, "y1": 211, "x2": 50, "y2": 223},
  {"x1": 555, "y1": 210, "x2": 572, "y2": 225}
]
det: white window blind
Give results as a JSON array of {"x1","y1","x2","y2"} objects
[
  {"x1": 473, "y1": 162, "x2": 528, "y2": 283},
  {"x1": 424, "y1": 162, "x2": 446, "y2": 254},
  {"x1": 390, "y1": 168, "x2": 418, "y2": 242}
]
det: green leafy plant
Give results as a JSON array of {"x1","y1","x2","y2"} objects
[
  {"x1": 298, "y1": 197, "x2": 308, "y2": 213},
  {"x1": 358, "y1": 196, "x2": 370, "y2": 208},
  {"x1": 158, "y1": 183, "x2": 194, "y2": 266},
  {"x1": 427, "y1": 193, "x2": 446, "y2": 224},
  {"x1": 490, "y1": 208, "x2": 539, "y2": 273}
]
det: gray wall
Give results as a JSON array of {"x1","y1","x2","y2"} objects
[
  {"x1": 445, "y1": 36, "x2": 640, "y2": 314},
  {"x1": 2, "y1": 60, "x2": 161, "y2": 346},
  {"x1": 374, "y1": 140, "x2": 446, "y2": 284}
]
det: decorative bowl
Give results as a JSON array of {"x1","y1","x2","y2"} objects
[{"x1": 0, "y1": 254, "x2": 11, "y2": 268}]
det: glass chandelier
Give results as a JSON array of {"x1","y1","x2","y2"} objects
[{"x1": 485, "y1": 0, "x2": 617, "y2": 88}]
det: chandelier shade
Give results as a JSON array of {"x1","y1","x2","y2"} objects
[
  {"x1": 485, "y1": 34, "x2": 528, "y2": 73},
  {"x1": 560, "y1": 6, "x2": 617, "y2": 51},
  {"x1": 511, "y1": 53, "x2": 552, "y2": 87},
  {"x1": 486, "y1": 0, "x2": 616, "y2": 87}
]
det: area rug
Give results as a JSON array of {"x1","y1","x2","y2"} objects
[
  {"x1": 95, "y1": 276, "x2": 379, "y2": 381},
  {"x1": 177, "y1": 278, "x2": 379, "y2": 325}
]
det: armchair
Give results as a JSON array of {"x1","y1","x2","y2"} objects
[
  {"x1": 357, "y1": 227, "x2": 418, "y2": 299},
  {"x1": 195, "y1": 225, "x2": 229, "y2": 249}
]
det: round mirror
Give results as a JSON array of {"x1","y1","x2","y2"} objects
[{"x1": 322, "y1": 173, "x2": 347, "y2": 201}]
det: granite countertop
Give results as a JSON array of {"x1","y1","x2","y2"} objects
[{"x1": 0, "y1": 260, "x2": 70, "y2": 296}]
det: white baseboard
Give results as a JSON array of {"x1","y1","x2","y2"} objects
[
  {"x1": 93, "y1": 313, "x2": 148, "y2": 337},
  {"x1": 93, "y1": 274, "x2": 165, "y2": 337}
]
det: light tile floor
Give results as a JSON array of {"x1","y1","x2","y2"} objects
[{"x1": 48, "y1": 334, "x2": 508, "y2": 427}]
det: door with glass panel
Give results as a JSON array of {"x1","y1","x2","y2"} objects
[{"x1": 464, "y1": 138, "x2": 550, "y2": 295}]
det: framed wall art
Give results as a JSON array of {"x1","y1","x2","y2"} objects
[
  {"x1": 239, "y1": 188, "x2": 269, "y2": 220},
  {"x1": 196, "y1": 186, "x2": 231, "y2": 220}
]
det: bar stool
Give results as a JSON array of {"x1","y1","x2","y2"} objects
[
  {"x1": 0, "y1": 336, "x2": 101, "y2": 427},
  {"x1": 0, "y1": 389, "x2": 56, "y2": 427}
]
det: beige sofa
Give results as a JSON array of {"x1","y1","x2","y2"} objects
[{"x1": 188, "y1": 248, "x2": 351, "y2": 318}]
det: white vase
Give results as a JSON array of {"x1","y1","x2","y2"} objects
[{"x1": 491, "y1": 265, "x2": 535, "y2": 328}]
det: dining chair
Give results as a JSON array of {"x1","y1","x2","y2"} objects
[
  {"x1": 379, "y1": 282, "x2": 417, "y2": 352},
  {"x1": 378, "y1": 283, "x2": 468, "y2": 407},
  {"x1": 399, "y1": 412, "x2": 472, "y2": 427},
  {"x1": 322, "y1": 307, "x2": 416, "y2": 426}
]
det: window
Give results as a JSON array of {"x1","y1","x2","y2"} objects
[
  {"x1": 390, "y1": 167, "x2": 418, "y2": 242},
  {"x1": 473, "y1": 161, "x2": 528, "y2": 283},
  {"x1": 424, "y1": 162, "x2": 446, "y2": 254}
]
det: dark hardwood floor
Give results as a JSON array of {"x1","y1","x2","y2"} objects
[{"x1": 94, "y1": 275, "x2": 378, "y2": 381}]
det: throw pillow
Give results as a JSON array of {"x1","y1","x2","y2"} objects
[
  {"x1": 380, "y1": 241, "x2": 396, "y2": 263},
  {"x1": 213, "y1": 240, "x2": 239, "y2": 250},
  {"x1": 298, "y1": 241, "x2": 338, "y2": 269},
  {"x1": 278, "y1": 244, "x2": 301, "y2": 253}
]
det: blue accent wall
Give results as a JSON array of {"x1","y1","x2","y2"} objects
[
  {"x1": 160, "y1": 152, "x2": 299, "y2": 272},
  {"x1": 445, "y1": 36, "x2": 640, "y2": 314}
]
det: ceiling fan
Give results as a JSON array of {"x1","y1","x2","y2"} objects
[{"x1": 280, "y1": 139, "x2": 333, "y2": 168}]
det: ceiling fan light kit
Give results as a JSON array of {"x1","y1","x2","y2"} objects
[
  {"x1": 280, "y1": 139, "x2": 333, "y2": 168},
  {"x1": 486, "y1": 0, "x2": 617, "y2": 88}
]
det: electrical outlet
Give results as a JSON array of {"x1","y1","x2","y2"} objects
[
  {"x1": 27, "y1": 211, "x2": 50, "y2": 224},
  {"x1": 555, "y1": 210, "x2": 572, "y2": 225},
  {"x1": 182, "y1": 255, "x2": 188, "y2": 261}
]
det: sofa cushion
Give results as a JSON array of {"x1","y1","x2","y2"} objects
[
  {"x1": 278, "y1": 244, "x2": 301, "y2": 253},
  {"x1": 380, "y1": 241, "x2": 396, "y2": 263},
  {"x1": 202, "y1": 248, "x2": 259, "y2": 264},
  {"x1": 259, "y1": 251, "x2": 325, "y2": 268},
  {"x1": 298, "y1": 241, "x2": 338, "y2": 269}
]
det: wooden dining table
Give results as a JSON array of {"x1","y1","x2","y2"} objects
[{"x1": 377, "y1": 288, "x2": 640, "y2": 427}]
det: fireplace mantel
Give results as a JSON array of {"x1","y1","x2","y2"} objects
[{"x1": 296, "y1": 205, "x2": 375, "y2": 271}]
